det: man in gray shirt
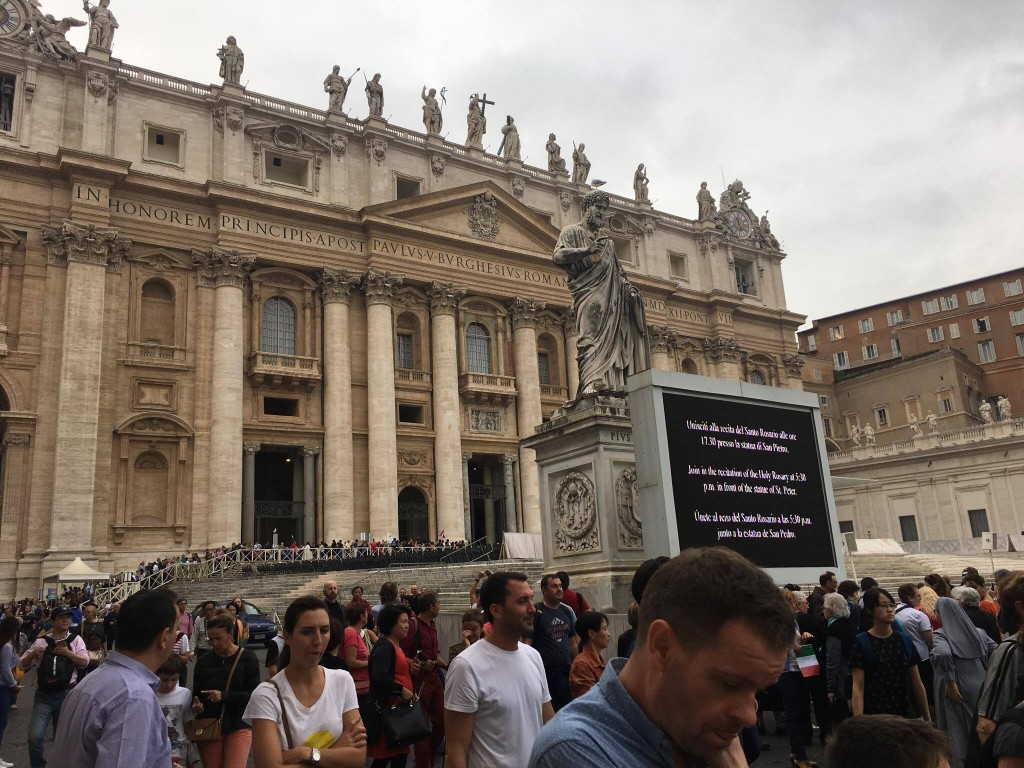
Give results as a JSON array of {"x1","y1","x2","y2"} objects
[
  {"x1": 529, "y1": 548, "x2": 795, "y2": 768},
  {"x1": 54, "y1": 589, "x2": 180, "y2": 768}
]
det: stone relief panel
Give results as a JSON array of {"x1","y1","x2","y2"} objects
[
  {"x1": 470, "y1": 409, "x2": 501, "y2": 432},
  {"x1": 615, "y1": 465, "x2": 643, "y2": 549},
  {"x1": 553, "y1": 471, "x2": 600, "y2": 554},
  {"x1": 133, "y1": 379, "x2": 176, "y2": 411},
  {"x1": 398, "y1": 450, "x2": 430, "y2": 468}
]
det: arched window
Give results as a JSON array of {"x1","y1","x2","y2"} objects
[
  {"x1": 398, "y1": 486, "x2": 429, "y2": 541},
  {"x1": 680, "y1": 358, "x2": 699, "y2": 375},
  {"x1": 140, "y1": 279, "x2": 175, "y2": 346},
  {"x1": 536, "y1": 333, "x2": 559, "y2": 386},
  {"x1": 466, "y1": 323, "x2": 491, "y2": 374},
  {"x1": 262, "y1": 297, "x2": 296, "y2": 355},
  {"x1": 131, "y1": 450, "x2": 169, "y2": 524},
  {"x1": 748, "y1": 370, "x2": 766, "y2": 385}
]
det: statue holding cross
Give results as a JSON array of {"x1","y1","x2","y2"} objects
[{"x1": 466, "y1": 93, "x2": 488, "y2": 149}]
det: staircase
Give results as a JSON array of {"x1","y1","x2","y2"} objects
[{"x1": 830, "y1": 551, "x2": 1024, "y2": 593}]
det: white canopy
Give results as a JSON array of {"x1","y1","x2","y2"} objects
[{"x1": 45, "y1": 557, "x2": 110, "y2": 583}]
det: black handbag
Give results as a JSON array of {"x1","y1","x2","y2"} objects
[{"x1": 379, "y1": 697, "x2": 431, "y2": 748}]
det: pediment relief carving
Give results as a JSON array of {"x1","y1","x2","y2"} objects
[
  {"x1": 244, "y1": 121, "x2": 330, "y2": 155},
  {"x1": 114, "y1": 411, "x2": 195, "y2": 437},
  {"x1": 130, "y1": 248, "x2": 191, "y2": 272}
]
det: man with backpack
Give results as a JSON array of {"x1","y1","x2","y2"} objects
[
  {"x1": 532, "y1": 575, "x2": 578, "y2": 711},
  {"x1": 19, "y1": 605, "x2": 88, "y2": 768}
]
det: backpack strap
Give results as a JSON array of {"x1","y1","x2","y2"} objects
[
  {"x1": 855, "y1": 632, "x2": 873, "y2": 668},
  {"x1": 270, "y1": 680, "x2": 294, "y2": 750}
]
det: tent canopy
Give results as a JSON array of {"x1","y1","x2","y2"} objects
[{"x1": 45, "y1": 557, "x2": 110, "y2": 583}]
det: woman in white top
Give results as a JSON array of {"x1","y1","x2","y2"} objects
[{"x1": 244, "y1": 596, "x2": 367, "y2": 768}]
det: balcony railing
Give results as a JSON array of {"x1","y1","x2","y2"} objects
[
  {"x1": 124, "y1": 342, "x2": 188, "y2": 366},
  {"x1": 396, "y1": 369, "x2": 431, "y2": 386},
  {"x1": 248, "y1": 351, "x2": 321, "y2": 389},
  {"x1": 540, "y1": 384, "x2": 569, "y2": 400},
  {"x1": 459, "y1": 372, "x2": 517, "y2": 406}
]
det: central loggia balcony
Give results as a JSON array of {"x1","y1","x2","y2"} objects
[{"x1": 247, "y1": 351, "x2": 321, "y2": 390}]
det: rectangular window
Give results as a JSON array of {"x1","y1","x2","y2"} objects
[
  {"x1": 813, "y1": 369, "x2": 823, "y2": 381},
  {"x1": 839, "y1": 520, "x2": 855, "y2": 535},
  {"x1": 967, "y1": 509, "x2": 990, "y2": 539},
  {"x1": 823, "y1": 417, "x2": 833, "y2": 438},
  {"x1": 396, "y1": 333, "x2": 413, "y2": 370},
  {"x1": 0, "y1": 73, "x2": 15, "y2": 133},
  {"x1": 1005, "y1": 279, "x2": 1023, "y2": 297},
  {"x1": 858, "y1": 318, "x2": 874, "y2": 334},
  {"x1": 940, "y1": 396, "x2": 954, "y2": 413},
  {"x1": 819, "y1": 394, "x2": 831, "y2": 406},
  {"x1": 973, "y1": 317, "x2": 991, "y2": 333},
  {"x1": 921, "y1": 298, "x2": 940, "y2": 315},
  {"x1": 940, "y1": 294, "x2": 959, "y2": 311},
  {"x1": 806, "y1": 334, "x2": 817, "y2": 352},
  {"x1": 899, "y1": 515, "x2": 919, "y2": 542},
  {"x1": 734, "y1": 261, "x2": 756, "y2": 295},
  {"x1": 927, "y1": 326, "x2": 944, "y2": 343},
  {"x1": 979, "y1": 340, "x2": 997, "y2": 362},
  {"x1": 949, "y1": 323, "x2": 960, "y2": 339},
  {"x1": 833, "y1": 351, "x2": 849, "y2": 370},
  {"x1": 669, "y1": 252, "x2": 688, "y2": 280},
  {"x1": 1011, "y1": 310, "x2": 1024, "y2": 326},
  {"x1": 891, "y1": 338, "x2": 902, "y2": 357},
  {"x1": 829, "y1": 326, "x2": 845, "y2": 342},
  {"x1": 887, "y1": 310, "x2": 904, "y2": 326},
  {"x1": 537, "y1": 352, "x2": 551, "y2": 385},
  {"x1": 263, "y1": 397, "x2": 299, "y2": 417},
  {"x1": 396, "y1": 176, "x2": 421, "y2": 200},
  {"x1": 264, "y1": 151, "x2": 309, "y2": 187},
  {"x1": 967, "y1": 288, "x2": 985, "y2": 305},
  {"x1": 1017, "y1": 333, "x2": 1024, "y2": 356},
  {"x1": 862, "y1": 344, "x2": 878, "y2": 360},
  {"x1": 398, "y1": 403, "x2": 424, "y2": 424},
  {"x1": 143, "y1": 125, "x2": 184, "y2": 166},
  {"x1": 876, "y1": 407, "x2": 888, "y2": 427}
]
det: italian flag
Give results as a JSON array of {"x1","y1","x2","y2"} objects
[{"x1": 797, "y1": 644, "x2": 820, "y2": 677}]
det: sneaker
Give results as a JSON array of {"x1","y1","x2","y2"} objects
[
  {"x1": 8, "y1": 704, "x2": 15, "y2": 710},
  {"x1": 0, "y1": 758, "x2": 13, "y2": 767}
]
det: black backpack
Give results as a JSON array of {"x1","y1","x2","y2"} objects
[{"x1": 37, "y1": 636, "x2": 76, "y2": 692}]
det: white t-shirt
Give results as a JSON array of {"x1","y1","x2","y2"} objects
[
  {"x1": 243, "y1": 668, "x2": 359, "y2": 750},
  {"x1": 156, "y1": 685, "x2": 194, "y2": 758},
  {"x1": 444, "y1": 639, "x2": 551, "y2": 768},
  {"x1": 895, "y1": 604, "x2": 932, "y2": 660}
]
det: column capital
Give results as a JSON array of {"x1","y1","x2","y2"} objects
[
  {"x1": 41, "y1": 220, "x2": 131, "y2": 272},
  {"x1": 507, "y1": 297, "x2": 545, "y2": 329},
  {"x1": 560, "y1": 310, "x2": 576, "y2": 334},
  {"x1": 502, "y1": 454, "x2": 517, "y2": 466},
  {"x1": 462, "y1": 452, "x2": 473, "y2": 462},
  {"x1": 303, "y1": 446, "x2": 321, "y2": 457},
  {"x1": 648, "y1": 324, "x2": 678, "y2": 355},
  {"x1": 428, "y1": 281, "x2": 466, "y2": 316},
  {"x1": 243, "y1": 442, "x2": 261, "y2": 454},
  {"x1": 319, "y1": 268, "x2": 360, "y2": 305},
  {"x1": 193, "y1": 247, "x2": 255, "y2": 288},
  {"x1": 362, "y1": 270, "x2": 403, "y2": 306},
  {"x1": 702, "y1": 335, "x2": 741, "y2": 362},
  {"x1": 2, "y1": 433, "x2": 30, "y2": 448}
]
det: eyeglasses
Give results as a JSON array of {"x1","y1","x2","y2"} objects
[{"x1": 875, "y1": 603, "x2": 896, "y2": 610}]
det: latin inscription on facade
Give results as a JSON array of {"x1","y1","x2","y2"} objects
[{"x1": 642, "y1": 297, "x2": 733, "y2": 326}]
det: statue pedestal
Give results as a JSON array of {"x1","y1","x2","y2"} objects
[
  {"x1": 221, "y1": 83, "x2": 245, "y2": 98},
  {"x1": 85, "y1": 47, "x2": 111, "y2": 62},
  {"x1": 364, "y1": 116, "x2": 388, "y2": 132},
  {"x1": 426, "y1": 134, "x2": 445, "y2": 149},
  {"x1": 467, "y1": 147, "x2": 484, "y2": 161},
  {"x1": 522, "y1": 396, "x2": 647, "y2": 612},
  {"x1": 325, "y1": 112, "x2": 349, "y2": 130},
  {"x1": 506, "y1": 159, "x2": 523, "y2": 170}
]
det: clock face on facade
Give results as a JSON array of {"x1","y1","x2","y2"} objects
[
  {"x1": 0, "y1": 0, "x2": 26, "y2": 38},
  {"x1": 725, "y1": 210, "x2": 751, "y2": 238}
]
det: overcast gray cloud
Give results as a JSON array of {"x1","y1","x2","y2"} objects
[{"x1": 42, "y1": 0, "x2": 1024, "y2": 324}]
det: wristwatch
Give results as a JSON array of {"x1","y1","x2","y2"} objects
[{"x1": 309, "y1": 747, "x2": 321, "y2": 765}]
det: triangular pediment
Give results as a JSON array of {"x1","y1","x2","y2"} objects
[
  {"x1": 129, "y1": 248, "x2": 191, "y2": 271},
  {"x1": 361, "y1": 181, "x2": 560, "y2": 254},
  {"x1": 0, "y1": 224, "x2": 22, "y2": 247}
]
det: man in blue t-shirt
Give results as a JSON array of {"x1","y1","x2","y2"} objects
[{"x1": 531, "y1": 575, "x2": 577, "y2": 711}]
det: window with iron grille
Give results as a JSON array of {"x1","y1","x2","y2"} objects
[
  {"x1": 261, "y1": 297, "x2": 296, "y2": 355},
  {"x1": 466, "y1": 323, "x2": 491, "y2": 374}
]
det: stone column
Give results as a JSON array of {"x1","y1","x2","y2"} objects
[
  {"x1": 561, "y1": 312, "x2": 579, "y2": 401},
  {"x1": 649, "y1": 324, "x2": 677, "y2": 371},
  {"x1": 242, "y1": 442, "x2": 260, "y2": 545},
  {"x1": 194, "y1": 248, "x2": 254, "y2": 546},
  {"x1": 303, "y1": 446, "x2": 319, "y2": 543},
  {"x1": 462, "y1": 452, "x2": 472, "y2": 541},
  {"x1": 502, "y1": 454, "x2": 518, "y2": 533},
  {"x1": 508, "y1": 297, "x2": 545, "y2": 534},
  {"x1": 702, "y1": 336, "x2": 743, "y2": 381},
  {"x1": 0, "y1": 232, "x2": 17, "y2": 355},
  {"x1": 428, "y1": 282, "x2": 467, "y2": 541},
  {"x1": 0, "y1": 432, "x2": 31, "y2": 593},
  {"x1": 41, "y1": 221, "x2": 129, "y2": 562},
  {"x1": 363, "y1": 271, "x2": 402, "y2": 538},
  {"x1": 483, "y1": 464, "x2": 496, "y2": 544},
  {"x1": 319, "y1": 270, "x2": 359, "y2": 541}
]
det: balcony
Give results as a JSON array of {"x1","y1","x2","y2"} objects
[
  {"x1": 396, "y1": 368, "x2": 431, "y2": 389},
  {"x1": 540, "y1": 383, "x2": 569, "y2": 403},
  {"x1": 123, "y1": 341, "x2": 189, "y2": 369},
  {"x1": 459, "y1": 371, "x2": 517, "y2": 406},
  {"x1": 248, "y1": 351, "x2": 321, "y2": 390}
]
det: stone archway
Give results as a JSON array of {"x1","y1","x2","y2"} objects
[{"x1": 398, "y1": 486, "x2": 429, "y2": 541}]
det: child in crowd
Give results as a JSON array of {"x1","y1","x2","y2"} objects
[{"x1": 156, "y1": 657, "x2": 194, "y2": 766}]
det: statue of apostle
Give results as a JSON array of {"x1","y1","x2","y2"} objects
[
  {"x1": 83, "y1": 0, "x2": 117, "y2": 50},
  {"x1": 218, "y1": 36, "x2": 244, "y2": 85},
  {"x1": 696, "y1": 181, "x2": 717, "y2": 221},
  {"x1": 500, "y1": 115, "x2": 521, "y2": 161},
  {"x1": 466, "y1": 94, "x2": 486, "y2": 148},
  {"x1": 633, "y1": 163, "x2": 650, "y2": 203},
  {"x1": 546, "y1": 133, "x2": 567, "y2": 174},
  {"x1": 365, "y1": 73, "x2": 384, "y2": 117},
  {"x1": 553, "y1": 190, "x2": 649, "y2": 396},
  {"x1": 571, "y1": 143, "x2": 590, "y2": 184},
  {"x1": 421, "y1": 86, "x2": 443, "y2": 134},
  {"x1": 323, "y1": 66, "x2": 354, "y2": 113}
]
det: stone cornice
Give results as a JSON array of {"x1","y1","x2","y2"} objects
[
  {"x1": 428, "y1": 282, "x2": 466, "y2": 316},
  {"x1": 191, "y1": 247, "x2": 255, "y2": 288},
  {"x1": 318, "y1": 268, "x2": 360, "y2": 305},
  {"x1": 362, "y1": 270, "x2": 403, "y2": 306},
  {"x1": 507, "y1": 297, "x2": 545, "y2": 329},
  {"x1": 41, "y1": 220, "x2": 131, "y2": 271}
]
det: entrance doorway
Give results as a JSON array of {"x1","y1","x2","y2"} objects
[
  {"x1": 254, "y1": 447, "x2": 303, "y2": 546},
  {"x1": 467, "y1": 456, "x2": 507, "y2": 544},
  {"x1": 398, "y1": 486, "x2": 429, "y2": 541}
]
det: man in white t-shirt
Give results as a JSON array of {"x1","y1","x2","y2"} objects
[
  {"x1": 444, "y1": 571, "x2": 553, "y2": 768},
  {"x1": 896, "y1": 583, "x2": 935, "y2": 707}
]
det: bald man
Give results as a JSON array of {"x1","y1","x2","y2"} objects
[{"x1": 323, "y1": 580, "x2": 344, "y2": 626}]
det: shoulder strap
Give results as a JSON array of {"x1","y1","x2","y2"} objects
[
  {"x1": 855, "y1": 632, "x2": 873, "y2": 667},
  {"x1": 217, "y1": 649, "x2": 244, "y2": 725},
  {"x1": 270, "y1": 680, "x2": 294, "y2": 750},
  {"x1": 895, "y1": 605, "x2": 911, "y2": 614}
]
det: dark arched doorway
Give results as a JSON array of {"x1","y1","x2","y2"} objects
[{"x1": 398, "y1": 486, "x2": 429, "y2": 541}]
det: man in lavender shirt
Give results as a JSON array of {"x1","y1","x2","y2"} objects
[{"x1": 53, "y1": 589, "x2": 181, "y2": 768}]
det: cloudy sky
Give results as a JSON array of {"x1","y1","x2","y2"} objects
[{"x1": 43, "y1": 0, "x2": 1024, "y2": 325}]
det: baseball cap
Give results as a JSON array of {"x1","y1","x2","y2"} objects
[{"x1": 51, "y1": 606, "x2": 72, "y2": 619}]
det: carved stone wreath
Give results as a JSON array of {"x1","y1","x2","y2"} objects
[
  {"x1": 431, "y1": 155, "x2": 445, "y2": 178},
  {"x1": 86, "y1": 71, "x2": 109, "y2": 98},
  {"x1": 553, "y1": 471, "x2": 599, "y2": 554},
  {"x1": 560, "y1": 191, "x2": 572, "y2": 212},
  {"x1": 615, "y1": 466, "x2": 643, "y2": 549},
  {"x1": 365, "y1": 137, "x2": 388, "y2": 166},
  {"x1": 330, "y1": 133, "x2": 348, "y2": 157},
  {"x1": 468, "y1": 192, "x2": 500, "y2": 240}
]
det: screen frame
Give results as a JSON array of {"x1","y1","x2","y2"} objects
[{"x1": 626, "y1": 368, "x2": 846, "y2": 584}]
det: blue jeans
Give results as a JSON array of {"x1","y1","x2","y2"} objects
[
  {"x1": 29, "y1": 688, "x2": 69, "y2": 768},
  {"x1": 0, "y1": 685, "x2": 10, "y2": 746}
]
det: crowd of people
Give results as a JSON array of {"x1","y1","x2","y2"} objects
[{"x1": 9, "y1": 553, "x2": 1024, "y2": 766}]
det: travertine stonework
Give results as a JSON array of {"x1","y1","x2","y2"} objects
[{"x1": 0, "y1": 0, "x2": 804, "y2": 594}]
